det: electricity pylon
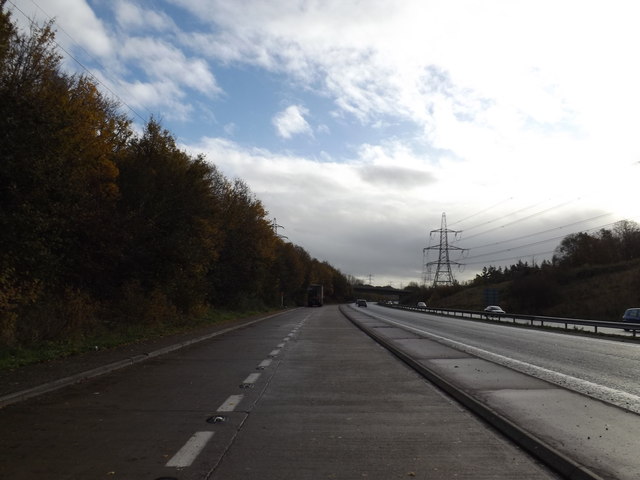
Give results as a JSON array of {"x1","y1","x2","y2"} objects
[
  {"x1": 272, "y1": 218, "x2": 288, "y2": 240},
  {"x1": 423, "y1": 212, "x2": 466, "y2": 287}
]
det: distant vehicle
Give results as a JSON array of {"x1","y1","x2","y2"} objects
[
  {"x1": 307, "y1": 284, "x2": 324, "y2": 307},
  {"x1": 356, "y1": 299, "x2": 367, "y2": 307},
  {"x1": 484, "y1": 305, "x2": 505, "y2": 317},
  {"x1": 622, "y1": 307, "x2": 640, "y2": 330},
  {"x1": 416, "y1": 302, "x2": 427, "y2": 308}
]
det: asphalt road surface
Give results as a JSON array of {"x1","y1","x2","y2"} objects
[
  {"x1": 0, "y1": 306, "x2": 560, "y2": 480},
  {"x1": 362, "y1": 304, "x2": 640, "y2": 412}
]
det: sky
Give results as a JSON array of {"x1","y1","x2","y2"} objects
[{"x1": 7, "y1": 0, "x2": 640, "y2": 287}]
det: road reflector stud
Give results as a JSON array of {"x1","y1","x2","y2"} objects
[{"x1": 207, "y1": 415, "x2": 226, "y2": 424}]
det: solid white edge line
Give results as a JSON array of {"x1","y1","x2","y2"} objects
[
  {"x1": 166, "y1": 431, "x2": 214, "y2": 468},
  {"x1": 370, "y1": 311, "x2": 640, "y2": 413}
]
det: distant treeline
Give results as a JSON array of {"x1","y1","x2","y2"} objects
[
  {"x1": 400, "y1": 221, "x2": 640, "y2": 317},
  {"x1": 0, "y1": 5, "x2": 350, "y2": 348},
  {"x1": 449, "y1": 220, "x2": 640, "y2": 315},
  {"x1": 470, "y1": 220, "x2": 640, "y2": 286}
]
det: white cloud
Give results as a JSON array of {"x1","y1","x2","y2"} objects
[
  {"x1": 9, "y1": 0, "x2": 640, "y2": 284},
  {"x1": 171, "y1": 1, "x2": 640, "y2": 162},
  {"x1": 272, "y1": 105, "x2": 313, "y2": 139},
  {"x1": 120, "y1": 37, "x2": 221, "y2": 97},
  {"x1": 10, "y1": 0, "x2": 113, "y2": 57},
  {"x1": 190, "y1": 136, "x2": 445, "y2": 283},
  {"x1": 114, "y1": 1, "x2": 177, "y2": 32}
]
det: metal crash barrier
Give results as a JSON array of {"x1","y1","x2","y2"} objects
[{"x1": 385, "y1": 304, "x2": 640, "y2": 338}]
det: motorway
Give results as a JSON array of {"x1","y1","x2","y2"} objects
[
  {"x1": 343, "y1": 303, "x2": 640, "y2": 480},
  {"x1": 364, "y1": 304, "x2": 640, "y2": 413},
  {"x1": 0, "y1": 306, "x2": 562, "y2": 480}
]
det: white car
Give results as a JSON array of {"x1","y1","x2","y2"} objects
[
  {"x1": 484, "y1": 305, "x2": 505, "y2": 315},
  {"x1": 416, "y1": 302, "x2": 427, "y2": 308}
]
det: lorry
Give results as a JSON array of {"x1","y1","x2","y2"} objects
[{"x1": 307, "y1": 284, "x2": 324, "y2": 307}]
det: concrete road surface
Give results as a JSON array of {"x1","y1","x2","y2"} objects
[{"x1": 0, "y1": 305, "x2": 559, "y2": 479}]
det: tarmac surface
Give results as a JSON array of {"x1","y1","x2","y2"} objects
[
  {"x1": 0, "y1": 312, "x2": 278, "y2": 406},
  {"x1": 0, "y1": 305, "x2": 566, "y2": 479}
]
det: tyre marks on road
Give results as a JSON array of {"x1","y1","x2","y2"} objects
[{"x1": 163, "y1": 315, "x2": 310, "y2": 471}]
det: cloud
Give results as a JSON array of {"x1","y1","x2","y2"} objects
[
  {"x1": 172, "y1": 1, "x2": 640, "y2": 156},
  {"x1": 189, "y1": 136, "x2": 443, "y2": 283},
  {"x1": 120, "y1": 37, "x2": 221, "y2": 97},
  {"x1": 10, "y1": 0, "x2": 113, "y2": 57},
  {"x1": 10, "y1": 0, "x2": 640, "y2": 285},
  {"x1": 114, "y1": 1, "x2": 177, "y2": 32},
  {"x1": 358, "y1": 165, "x2": 435, "y2": 189},
  {"x1": 272, "y1": 105, "x2": 313, "y2": 139}
]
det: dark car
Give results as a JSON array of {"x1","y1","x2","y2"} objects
[
  {"x1": 622, "y1": 307, "x2": 640, "y2": 330},
  {"x1": 356, "y1": 299, "x2": 367, "y2": 307}
]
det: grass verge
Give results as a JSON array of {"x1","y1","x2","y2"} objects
[{"x1": 0, "y1": 307, "x2": 276, "y2": 371}]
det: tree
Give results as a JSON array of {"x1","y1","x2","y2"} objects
[
  {"x1": 115, "y1": 120, "x2": 223, "y2": 317},
  {"x1": 613, "y1": 220, "x2": 640, "y2": 261},
  {"x1": 271, "y1": 242, "x2": 307, "y2": 306},
  {"x1": 208, "y1": 178, "x2": 277, "y2": 307},
  {"x1": 508, "y1": 272, "x2": 560, "y2": 314},
  {"x1": 0, "y1": 5, "x2": 129, "y2": 342},
  {"x1": 0, "y1": 3, "x2": 352, "y2": 347},
  {"x1": 553, "y1": 232, "x2": 596, "y2": 268}
]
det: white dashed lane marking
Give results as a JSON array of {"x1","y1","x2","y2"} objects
[
  {"x1": 258, "y1": 359, "x2": 272, "y2": 369},
  {"x1": 217, "y1": 394, "x2": 243, "y2": 412},
  {"x1": 243, "y1": 373, "x2": 261, "y2": 384},
  {"x1": 165, "y1": 431, "x2": 214, "y2": 468},
  {"x1": 167, "y1": 320, "x2": 309, "y2": 470}
]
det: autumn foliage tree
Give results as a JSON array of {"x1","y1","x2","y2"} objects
[
  {"x1": 113, "y1": 120, "x2": 225, "y2": 322},
  {"x1": 0, "y1": 5, "x2": 349, "y2": 349},
  {"x1": 0, "y1": 6, "x2": 129, "y2": 343}
]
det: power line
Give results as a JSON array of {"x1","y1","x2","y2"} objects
[
  {"x1": 459, "y1": 212, "x2": 614, "y2": 252},
  {"x1": 460, "y1": 198, "x2": 579, "y2": 242},
  {"x1": 460, "y1": 220, "x2": 623, "y2": 266},
  {"x1": 462, "y1": 234, "x2": 565, "y2": 262},
  {"x1": 448, "y1": 197, "x2": 513, "y2": 227},
  {"x1": 456, "y1": 198, "x2": 550, "y2": 234},
  {"x1": 461, "y1": 249, "x2": 557, "y2": 267}
]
